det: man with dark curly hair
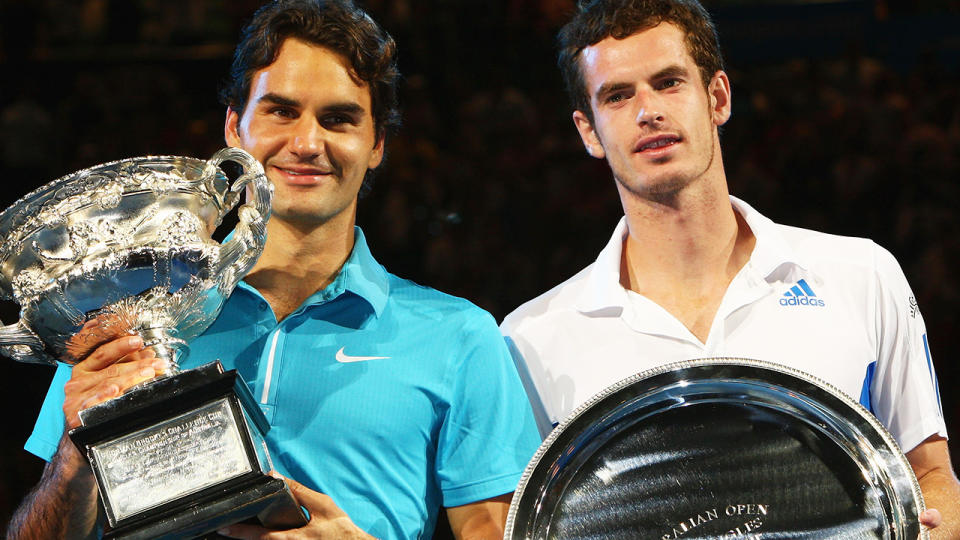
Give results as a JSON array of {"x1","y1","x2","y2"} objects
[{"x1": 9, "y1": 2, "x2": 539, "y2": 539}]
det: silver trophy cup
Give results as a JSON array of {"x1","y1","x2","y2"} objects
[
  {"x1": 0, "y1": 148, "x2": 305, "y2": 538},
  {"x1": 0, "y1": 147, "x2": 269, "y2": 368}
]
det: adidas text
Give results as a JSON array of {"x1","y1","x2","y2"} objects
[{"x1": 779, "y1": 296, "x2": 825, "y2": 307}]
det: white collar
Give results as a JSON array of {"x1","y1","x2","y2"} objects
[{"x1": 576, "y1": 196, "x2": 807, "y2": 313}]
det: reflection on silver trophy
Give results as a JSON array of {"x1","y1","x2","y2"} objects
[
  {"x1": 0, "y1": 148, "x2": 306, "y2": 539},
  {"x1": 506, "y1": 359, "x2": 928, "y2": 540},
  {"x1": 0, "y1": 146, "x2": 270, "y2": 369}
]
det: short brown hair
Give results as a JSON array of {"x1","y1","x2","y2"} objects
[{"x1": 558, "y1": 0, "x2": 724, "y2": 122}]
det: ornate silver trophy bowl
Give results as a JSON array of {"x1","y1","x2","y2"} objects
[
  {"x1": 0, "y1": 146, "x2": 270, "y2": 370},
  {"x1": 0, "y1": 148, "x2": 307, "y2": 538}
]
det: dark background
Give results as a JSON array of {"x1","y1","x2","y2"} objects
[{"x1": 1, "y1": 0, "x2": 959, "y2": 534}]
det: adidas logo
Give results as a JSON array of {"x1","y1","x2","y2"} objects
[{"x1": 779, "y1": 279, "x2": 825, "y2": 307}]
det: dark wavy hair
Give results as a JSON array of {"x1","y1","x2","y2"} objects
[
  {"x1": 220, "y1": 0, "x2": 400, "y2": 193},
  {"x1": 557, "y1": 0, "x2": 723, "y2": 122}
]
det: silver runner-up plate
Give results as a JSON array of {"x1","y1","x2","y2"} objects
[{"x1": 506, "y1": 358, "x2": 927, "y2": 540}]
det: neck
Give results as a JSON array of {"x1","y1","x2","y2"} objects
[
  {"x1": 244, "y1": 217, "x2": 356, "y2": 320},
  {"x1": 619, "y1": 176, "x2": 755, "y2": 308}
]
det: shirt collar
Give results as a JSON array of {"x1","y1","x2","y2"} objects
[
  {"x1": 237, "y1": 226, "x2": 390, "y2": 317},
  {"x1": 577, "y1": 217, "x2": 630, "y2": 313},
  {"x1": 576, "y1": 196, "x2": 807, "y2": 313},
  {"x1": 729, "y1": 196, "x2": 807, "y2": 278},
  {"x1": 315, "y1": 227, "x2": 389, "y2": 316}
]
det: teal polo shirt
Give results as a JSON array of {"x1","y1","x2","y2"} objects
[{"x1": 26, "y1": 228, "x2": 540, "y2": 539}]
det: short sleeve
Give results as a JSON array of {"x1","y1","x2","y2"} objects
[
  {"x1": 25, "y1": 362, "x2": 73, "y2": 462},
  {"x1": 869, "y1": 243, "x2": 947, "y2": 453},
  {"x1": 434, "y1": 312, "x2": 541, "y2": 507},
  {"x1": 503, "y1": 334, "x2": 555, "y2": 440}
]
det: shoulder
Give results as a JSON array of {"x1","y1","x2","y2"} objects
[
  {"x1": 383, "y1": 272, "x2": 499, "y2": 333},
  {"x1": 772, "y1": 224, "x2": 915, "y2": 311},
  {"x1": 777, "y1": 224, "x2": 901, "y2": 277},
  {"x1": 501, "y1": 264, "x2": 594, "y2": 338},
  {"x1": 739, "y1": 197, "x2": 902, "y2": 279}
]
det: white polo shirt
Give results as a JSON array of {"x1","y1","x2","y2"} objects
[{"x1": 501, "y1": 197, "x2": 946, "y2": 453}]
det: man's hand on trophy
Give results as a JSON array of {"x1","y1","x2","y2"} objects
[
  {"x1": 217, "y1": 472, "x2": 377, "y2": 540},
  {"x1": 61, "y1": 334, "x2": 165, "y2": 430},
  {"x1": 63, "y1": 314, "x2": 137, "y2": 363}
]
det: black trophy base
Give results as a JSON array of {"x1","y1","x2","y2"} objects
[{"x1": 70, "y1": 362, "x2": 307, "y2": 539}]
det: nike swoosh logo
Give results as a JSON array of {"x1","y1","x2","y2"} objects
[{"x1": 335, "y1": 347, "x2": 390, "y2": 363}]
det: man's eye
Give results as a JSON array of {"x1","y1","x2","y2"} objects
[
  {"x1": 270, "y1": 107, "x2": 297, "y2": 119},
  {"x1": 658, "y1": 78, "x2": 682, "y2": 90},
  {"x1": 607, "y1": 93, "x2": 626, "y2": 104},
  {"x1": 323, "y1": 115, "x2": 353, "y2": 127}
]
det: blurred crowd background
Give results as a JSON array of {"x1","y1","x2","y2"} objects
[{"x1": 1, "y1": 0, "x2": 959, "y2": 533}]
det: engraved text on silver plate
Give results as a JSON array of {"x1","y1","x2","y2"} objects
[{"x1": 91, "y1": 398, "x2": 253, "y2": 521}]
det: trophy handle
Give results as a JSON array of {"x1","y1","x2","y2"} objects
[
  {"x1": 0, "y1": 320, "x2": 53, "y2": 365},
  {"x1": 204, "y1": 147, "x2": 273, "y2": 295}
]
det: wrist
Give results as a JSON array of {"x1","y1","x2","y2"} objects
[{"x1": 51, "y1": 433, "x2": 94, "y2": 487}]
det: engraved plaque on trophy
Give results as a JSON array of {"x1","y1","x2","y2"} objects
[
  {"x1": 0, "y1": 148, "x2": 306, "y2": 538},
  {"x1": 506, "y1": 359, "x2": 927, "y2": 540}
]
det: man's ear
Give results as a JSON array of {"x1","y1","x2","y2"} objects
[
  {"x1": 368, "y1": 130, "x2": 386, "y2": 170},
  {"x1": 573, "y1": 109, "x2": 605, "y2": 159},
  {"x1": 708, "y1": 70, "x2": 732, "y2": 126},
  {"x1": 224, "y1": 106, "x2": 242, "y2": 147}
]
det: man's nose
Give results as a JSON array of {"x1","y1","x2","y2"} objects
[
  {"x1": 635, "y1": 95, "x2": 665, "y2": 126},
  {"x1": 290, "y1": 117, "x2": 323, "y2": 158}
]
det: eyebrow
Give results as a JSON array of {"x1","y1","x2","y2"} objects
[
  {"x1": 257, "y1": 92, "x2": 301, "y2": 108},
  {"x1": 651, "y1": 65, "x2": 691, "y2": 82},
  {"x1": 594, "y1": 81, "x2": 633, "y2": 102},
  {"x1": 323, "y1": 102, "x2": 366, "y2": 117}
]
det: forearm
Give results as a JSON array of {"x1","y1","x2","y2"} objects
[
  {"x1": 448, "y1": 494, "x2": 511, "y2": 540},
  {"x1": 920, "y1": 470, "x2": 960, "y2": 540},
  {"x1": 6, "y1": 435, "x2": 101, "y2": 540}
]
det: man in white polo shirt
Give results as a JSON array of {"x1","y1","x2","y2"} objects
[{"x1": 500, "y1": 0, "x2": 960, "y2": 535}]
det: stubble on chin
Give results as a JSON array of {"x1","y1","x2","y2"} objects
[
  {"x1": 615, "y1": 138, "x2": 717, "y2": 207},
  {"x1": 614, "y1": 170, "x2": 693, "y2": 207}
]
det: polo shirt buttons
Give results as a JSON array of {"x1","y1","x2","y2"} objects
[{"x1": 259, "y1": 301, "x2": 268, "y2": 310}]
